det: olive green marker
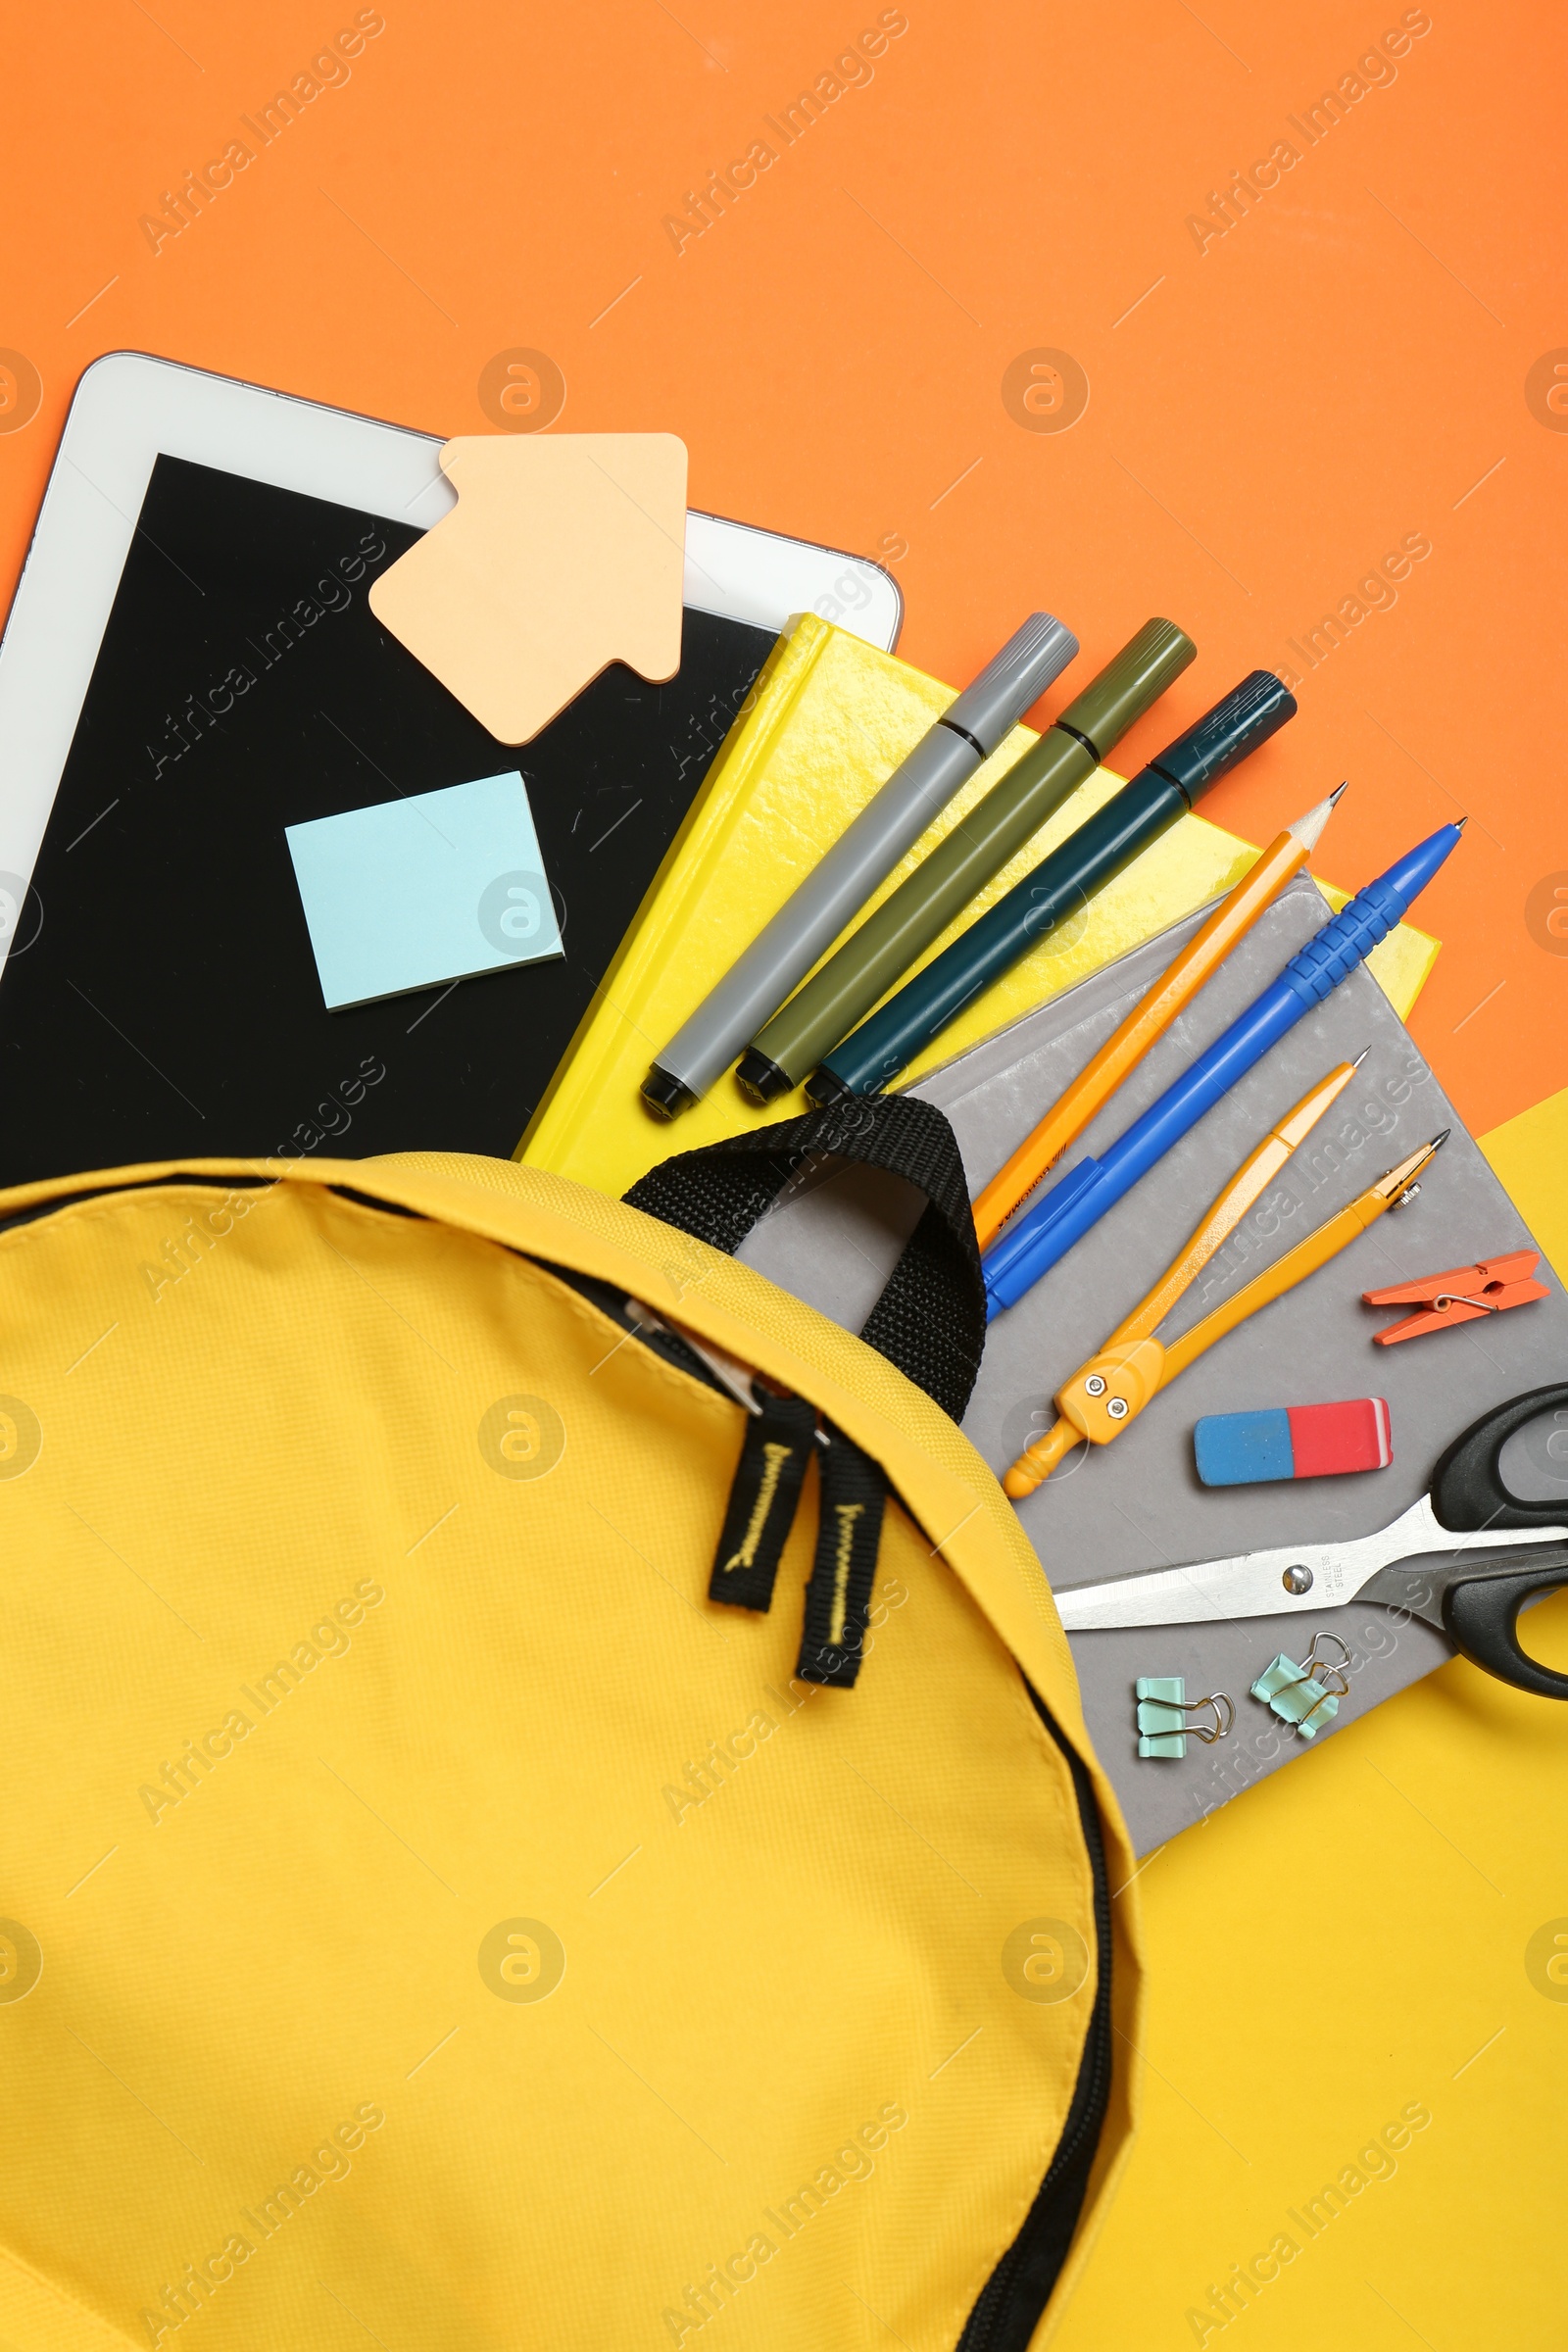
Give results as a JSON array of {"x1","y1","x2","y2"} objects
[{"x1": 736, "y1": 616, "x2": 1197, "y2": 1102}]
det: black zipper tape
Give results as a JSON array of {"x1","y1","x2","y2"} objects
[
  {"x1": 709, "y1": 1392, "x2": 817, "y2": 1613},
  {"x1": 0, "y1": 1171, "x2": 276, "y2": 1241},
  {"x1": 795, "y1": 1428, "x2": 887, "y2": 1689},
  {"x1": 956, "y1": 1681, "x2": 1113, "y2": 2350},
  {"x1": 535, "y1": 1263, "x2": 737, "y2": 1400}
]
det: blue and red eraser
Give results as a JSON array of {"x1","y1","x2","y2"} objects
[{"x1": 1194, "y1": 1397, "x2": 1392, "y2": 1488}]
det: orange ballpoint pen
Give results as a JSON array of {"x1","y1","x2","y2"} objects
[
  {"x1": 973, "y1": 786, "x2": 1347, "y2": 1252},
  {"x1": 1004, "y1": 1079, "x2": 1446, "y2": 1498}
]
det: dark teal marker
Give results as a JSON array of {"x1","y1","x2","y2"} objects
[{"x1": 805, "y1": 669, "x2": 1297, "y2": 1104}]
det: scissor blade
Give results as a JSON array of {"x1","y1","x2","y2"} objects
[
  {"x1": 1053, "y1": 1541, "x2": 1373, "y2": 1631},
  {"x1": 1050, "y1": 1495, "x2": 1568, "y2": 1634}
]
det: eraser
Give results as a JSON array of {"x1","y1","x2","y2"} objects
[
  {"x1": 1287, "y1": 1397, "x2": 1393, "y2": 1479},
  {"x1": 1195, "y1": 1397, "x2": 1392, "y2": 1488}
]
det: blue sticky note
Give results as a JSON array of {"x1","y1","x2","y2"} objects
[{"x1": 285, "y1": 770, "x2": 563, "y2": 1010}]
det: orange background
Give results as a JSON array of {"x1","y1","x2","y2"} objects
[
  {"x1": 2, "y1": 9, "x2": 1566, "y2": 2351},
  {"x1": 1, "y1": 0, "x2": 1563, "y2": 1138}
]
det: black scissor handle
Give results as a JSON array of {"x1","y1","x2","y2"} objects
[
  {"x1": 1430, "y1": 1383, "x2": 1568, "y2": 1533},
  {"x1": 1443, "y1": 1545, "x2": 1568, "y2": 1700}
]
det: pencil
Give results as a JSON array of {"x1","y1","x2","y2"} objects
[{"x1": 971, "y1": 784, "x2": 1346, "y2": 1252}]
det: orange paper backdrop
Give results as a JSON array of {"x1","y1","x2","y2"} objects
[{"x1": 0, "y1": 0, "x2": 1561, "y2": 1136}]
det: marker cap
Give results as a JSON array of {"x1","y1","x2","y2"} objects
[
  {"x1": 641, "y1": 1064, "x2": 698, "y2": 1119},
  {"x1": 940, "y1": 612, "x2": 1079, "y2": 753},
  {"x1": 1149, "y1": 669, "x2": 1297, "y2": 804},
  {"x1": 1054, "y1": 617, "x2": 1197, "y2": 760}
]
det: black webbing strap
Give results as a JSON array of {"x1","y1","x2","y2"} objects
[
  {"x1": 624, "y1": 1095, "x2": 986, "y2": 1422},
  {"x1": 708, "y1": 1391, "x2": 817, "y2": 1613},
  {"x1": 795, "y1": 1428, "x2": 888, "y2": 1688},
  {"x1": 627, "y1": 1095, "x2": 982, "y2": 1692}
]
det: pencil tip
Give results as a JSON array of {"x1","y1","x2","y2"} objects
[
  {"x1": 1289, "y1": 786, "x2": 1346, "y2": 853},
  {"x1": 1351, "y1": 1047, "x2": 1370, "y2": 1067},
  {"x1": 1329, "y1": 780, "x2": 1348, "y2": 804}
]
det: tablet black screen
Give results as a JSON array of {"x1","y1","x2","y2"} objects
[{"x1": 0, "y1": 455, "x2": 775, "y2": 1187}]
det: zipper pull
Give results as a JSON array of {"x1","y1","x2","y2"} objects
[
  {"x1": 796, "y1": 1427, "x2": 887, "y2": 1689},
  {"x1": 709, "y1": 1391, "x2": 818, "y2": 1614}
]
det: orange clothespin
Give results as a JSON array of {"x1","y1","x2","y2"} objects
[{"x1": 1363, "y1": 1250, "x2": 1548, "y2": 1345}]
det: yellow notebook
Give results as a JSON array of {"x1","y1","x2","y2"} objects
[{"x1": 518, "y1": 614, "x2": 1439, "y2": 1200}]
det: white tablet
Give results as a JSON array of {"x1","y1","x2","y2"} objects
[
  {"x1": 0, "y1": 353, "x2": 902, "y2": 1183},
  {"x1": 0, "y1": 351, "x2": 903, "y2": 975}
]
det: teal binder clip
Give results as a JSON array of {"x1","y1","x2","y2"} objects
[
  {"x1": 1135, "y1": 1677, "x2": 1235, "y2": 1760},
  {"x1": 1250, "y1": 1632, "x2": 1351, "y2": 1740}
]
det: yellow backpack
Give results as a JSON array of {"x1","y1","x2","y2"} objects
[{"x1": 0, "y1": 1102, "x2": 1139, "y2": 2352}]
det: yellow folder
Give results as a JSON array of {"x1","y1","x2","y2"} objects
[{"x1": 517, "y1": 614, "x2": 1438, "y2": 1201}]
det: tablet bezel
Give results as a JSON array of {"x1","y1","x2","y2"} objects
[{"x1": 0, "y1": 351, "x2": 902, "y2": 970}]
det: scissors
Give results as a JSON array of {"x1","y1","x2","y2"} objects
[{"x1": 1053, "y1": 1385, "x2": 1568, "y2": 1699}]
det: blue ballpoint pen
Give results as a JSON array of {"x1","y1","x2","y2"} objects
[{"x1": 982, "y1": 818, "x2": 1465, "y2": 1319}]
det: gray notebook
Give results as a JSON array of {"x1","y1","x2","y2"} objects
[{"x1": 736, "y1": 873, "x2": 1567, "y2": 1854}]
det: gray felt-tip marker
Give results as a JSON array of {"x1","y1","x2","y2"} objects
[{"x1": 640, "y1": 611, "x2": 1079, "y2": 1117}]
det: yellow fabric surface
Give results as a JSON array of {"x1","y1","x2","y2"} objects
[
  {"x1": 1050, "y1": 1097, "x2": 1568, "y2": 2352},
  {"x1": 1480, "y1": 1084, "x2": 1568, "y2": 1282},
  {"x1": 0, "y1": 1152, "x2": 1137, "y2": 2352},
  {"x1": 519, "y1": 615, "x2": 1439, "y2": 1202}
]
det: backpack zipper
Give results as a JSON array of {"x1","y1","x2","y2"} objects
[
  {"x1": 552, "y1": 1216, "x2": 1110, "y2": 2310},
  {"x1": 537, "y1": 1262, "x2": 764, "y2": 1409},
  {"x1": 956, "y1": 1684, "x2": 1113, "y2": 2350},
  {"x1": 544, "y1": 1272, "x2": 1114, "y2": 2327},
  {"x1": 0, "y1": 1171, "x2": 276, "y2": 1239}
]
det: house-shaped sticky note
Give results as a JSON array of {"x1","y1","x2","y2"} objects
[{"x1": 368, "y1": 433, "x2": 689, "y2": 744}]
